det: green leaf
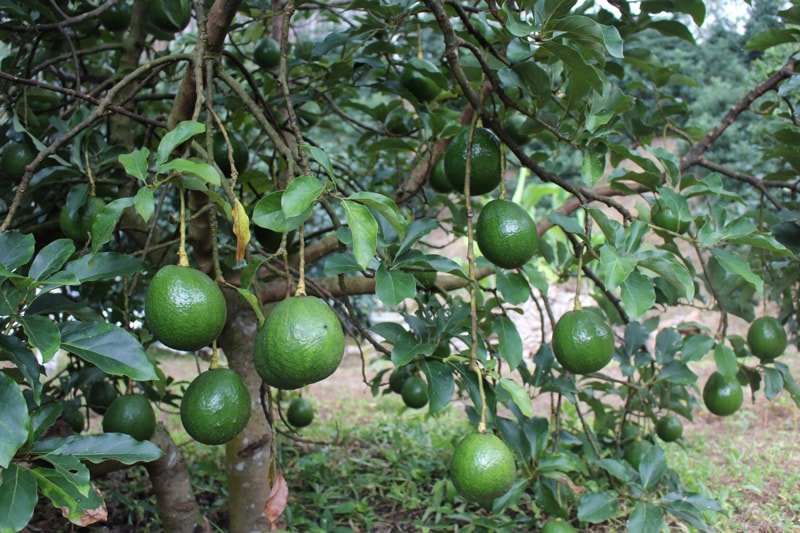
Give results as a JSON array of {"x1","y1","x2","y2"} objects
[
  {"x1": 236, "y1": 287, "x2": 265, "y2": 327},
  {"x1": 647, "y1": 19, "x2": 696, "y2": 45},
  {"x1": 627, "y1": 501, "x2": 665, "y2": 533},
  {"x1": 322, "y1": 253, "x2": 363, "y2": 276},
  {"x1": 118, "y1": 148, "x2": 150, "y2": 182},
  {"x1": 620, "y1": 271, "x2": 656, "y2": 319},
  {"x1": 19, "y1": 314, "x2": 60, "y2": 363},
  {"x1": 282, "y1": 175, "x2": 324, "y2": 218},
  {"x1": 0, "y1": 231, "x2": 35, "y2": 271},
  {"x1": 90, "y1": 198, "x2": 135, "y2": 254},
  {"x1": 158, "y1": 159, "x2": 221, "y2": 186},
  {"x1": 577, "y1": 490, "x2": 618, "y2": 523},
  {"x1": 0, "y1": 335, "x2": 42, "y2": 402},
  {"x1": 29, "y1": 239, "x2": 75, "y2": 281},
  {"x1": 710, "y1": 249, "x2": 763, "y2": 295},
  {"x1": 0, "y1": 464, "x2": 37, "y2": 531},
  {"x1": 639, "y1": 444, "x2": 667, "y2": 489},
  {"x1": 39, "y1": 454, "x2": 91, "y2": 497},
  {"x1": 349, "y1": 191, "x2": 407, "y2": 241},
  {"x1": 495, "y1": 271, "x2": 531, "y2": 305},
  {"x1": 540, "y1": 41, "x2": 604, "y2": 93},
  {"x1": 581, "y1": 145, "x2": 606, "y2": 184},
  {"x1": 59, "y1": 322, "x2": 157, "y2": 381},
  {"x1": 0, "y1": 371, "x2": 30, "y2": 469},
  {"x1": 600, "y1": 24, "x2": 623, "y2": 58},
  {"x1": 304, "y1": 145, "x2": 336, "y2": 185},
  {"x1": 599, "y1": 245, "x2": 636, "y2": 290},
  {"x1": 713, "y1": 344, "x2": 739, "y2": 381},
  {"x1": 391, "y1": 331, "x2": 434, "y2": 367},
  {"x1": 499, "y1": 378, "x2": 533, "y2": 418},
  {"x1": 252, "y1": 191, "x2": 312, "y2": 233},
  {"x1": 682, "y1": 334, "x2": 715, "y2": 362},
  {"x1": 342, "y1": 200, "x2": 378, "y2": 270},
  {"x1": 657, "y1": 360, "x2": 697, "y2": 385},
  {"x1": 375, "y1": 264, "x2": 416, "y2": 307},
  {"x1": 64, "y1": 253, "x2": 144, "y2": 282},
  {"x1": 156, "y1": 120, "x2": 204, "y2": 167},
  {"x1": 745, "y1": 28, "x2": 800, "y2": 51},
  {"x1": 31, "y1": 466, "x2": 106, "y2": 526},
  {"x1": 32, "y1": 434, "x2": 163, "y2": 464},
  {"x1": 492, "y1": 316, "x2": 523, "y2": 369},
  {"x1": 395, "y1": 218, "x2": 438, "y2": 257},
  {"x1": 419, "y1": 359, "x2": 455, "y2": 413},
  {"x1": 763, "y1": 367, "x2": 784, "y2": 401},
  {"x1": 133, "y1": 187, "x2": 154, "y2": 222},
  {"x1": 547, "y1": 213, "x2": 587, "y2": 240}
]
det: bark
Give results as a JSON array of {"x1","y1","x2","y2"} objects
[
  {"x1": 145, "y1": 424, "x2": 208, "y2": 533},
  {"x1": 219, "y1": 289, "x2": 273, "y2": 533}
]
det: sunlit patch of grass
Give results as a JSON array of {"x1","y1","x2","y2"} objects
[{"x1": 666, "y1": 386, "x2": 800, "y2": 532}]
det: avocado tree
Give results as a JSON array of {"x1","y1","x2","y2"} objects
[{"x1": 2, "y1": 0, "x2": 800, "y2": 531}]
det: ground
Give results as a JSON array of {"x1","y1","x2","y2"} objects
[{"x1": 23, "y1": 340, "x2": 800, "y2": 532}]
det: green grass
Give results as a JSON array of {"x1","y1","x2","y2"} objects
[
  {"x1": 666, "y1": 391, "x2": 800, "y2": 532},
  {"x1": 83, "y1": 351, "x2": 800, "y2": 532}
]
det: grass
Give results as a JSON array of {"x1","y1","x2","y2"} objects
[
  {"x1": 42, "y1": 350, "x2": 800, "y2": 532},
  {"x1": 666, "y1": 390, "x2": 800, "y2": 532}
]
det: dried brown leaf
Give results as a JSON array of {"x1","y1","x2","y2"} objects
[{"x1": 264, "y1": 470, "x2": 288, "y2": 529}]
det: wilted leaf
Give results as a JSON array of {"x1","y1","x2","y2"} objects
[{"x1": 264, "y1": 471, "x2": 288, "y2": 529}]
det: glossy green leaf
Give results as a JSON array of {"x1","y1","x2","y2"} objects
[
  {"x1": 391, "y1": 330, "x2": 434, "y2": 367},
  {"x1": 710, "y1": 249, "x2": 764, "y2": 295},
  {"x1": 0, "y1": 231, "x2": 35, "y2": 271},
  {"x1": 342, "y1": 200, "x2": 378, "y2": 270},
  {"x1": 156, "y1": 120, "x2": 204, "y2": 167},
  {"x1": 581, "y1": 145, "x2": 606, "y2": 184},
  {"x1": 253, "y1": 191, "x2": 312, "y2": 233},
  {"x1": 496, "y1": 271, "x2": 531, "y2": 305},
  {"x1": 118, "y1": 148, "x2": 150, "y2": 183},
  {"x1": 713, "y1": 344, "x2": 739, "y2": 381},
  {"x1": 304, "y1": 145, "x2": 336, "y2": 184},
  {"x1": 32, "y1": 434, "x2": 163, "y2": 464},
  {"x1": 282, "y1": 175, "x2": 324, "y2": 218},
  {"x1": 657, "y1": 361, "x2": 697, "y2": 385},
  {"x1": 577, "y1": 490, "x2": 618, "y2": 523},
  {"x1": 0, "y1": 334, "x2": 41, "y2": 402},
  {"x1": 159, "y1": 158, "x2": 220, "y2": 186},
  {"x1": 763, "y1": 366, "x2": 784, "y2": 401},
  {"x1": 620, "y1": 271, "x2": 656, "y2": 319},
  {"x1": 639, "y1": 444, "x2": 667, "y2": 489},
  {"x1": 375, "y1": 264, "x2": 416, "y2": 307},
  {"x1": 682, "y1": 334, "x2": 715, "y2": 362},
  {"x1": 59, "y1": 321, "x2": 157, "y2": 381},
  {"x1": 0, "y1": 464, "x2": 37, "y2": 531},
  {"x1": 90, "y1": 198, "x2": 135, "y2": 254},
  {"x1": 492, "y1": 316, "x2": 523, "y2": 369},
  {"x1": 627, "y1": 501, "x2": 665, "y2": 533},
  {"x1": 599, "y1": 245, "x2": 636, "y2": 290},
  {"x1": 0, "y1": 371, "x2": 29, "y2": 469},
  {"x1": 499, "y1": 378, "x2": 533, "y2": 418},
  {"x1": 349, "y1": 191, "x2": 407, "y2": 241},
  {"x1": 745, "y1": 28, "x2": 800, "y2": 51},
  {"x1": 19, "y1": 314, "x2": 60, "y2": 363},
  {"x1": 29, "y1": 239, "x2": 75, "y2": 281},
  {"x1": 419, "y1": 359, "x2": 455, "y2": 413},
  {"x1": 64, "y1": 253, "x2": 144, "y2": 282},
  {"x1": 133, "y1": 187, "x2": 154, "y2": 222}
]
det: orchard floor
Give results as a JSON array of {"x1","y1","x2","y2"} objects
[{"x1": 24, "y1": 346, "x2": 800, "y2": 532}]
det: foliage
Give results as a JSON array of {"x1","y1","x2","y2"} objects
[{"x1": 2, "y1": 0, "x2": 800, "y2": 530}]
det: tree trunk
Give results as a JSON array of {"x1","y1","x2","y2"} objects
[
  {"x1": 219, "y1": 291, "x2": 273, "y2": 533},
  {"x1": 145, "y1": 424, "x2": 207, "y2": 533}
]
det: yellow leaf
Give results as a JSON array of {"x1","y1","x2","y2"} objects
[{"x1": 232, "y1": 198, "x2": 250, "y2": 263}]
